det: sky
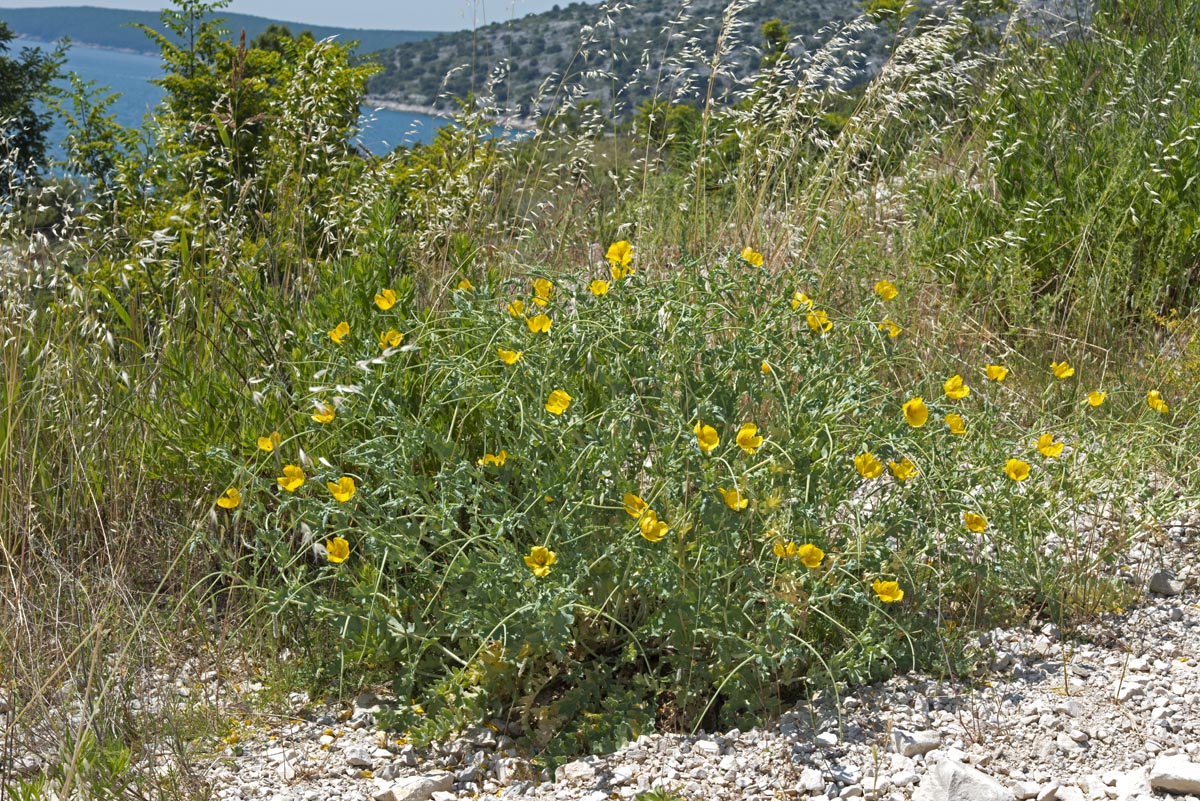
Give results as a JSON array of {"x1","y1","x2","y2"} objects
[{"x1": 0, "y1": 0, "x2": 601, "y2": 30}]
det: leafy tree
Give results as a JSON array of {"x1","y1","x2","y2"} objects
[
  {"x1": 0, "y1": 20, "x2": 64, "y2": 196},
  {"x1": 760, "y1": 19, "x2": 791, "y2": 69}
]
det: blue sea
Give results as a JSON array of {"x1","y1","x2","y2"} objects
[{"x1": 13, "y1": 36, "x2": 452, "y2": 159}]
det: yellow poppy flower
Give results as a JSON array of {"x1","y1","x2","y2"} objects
[
  {"x1": 797, "y1": 543, "x2": 825, "y2": 569},
  {"x1": 326, "y1": 536, "x2": 350, "y2": 564},
  {"x1": 1051, "y1": 360, "x2": 1074, "y2": 379},
  {"x1": 693, "y1": 420, "x2": 719, "y2": 454},
  {"x1": 872, "y1": 579, "x2": 904, "y2": 603},
  {"x1": 374, "y1": 288, "x2": 396, "y2": 311},
  {"x1": 217, "y1": 487, "x2": 241, "y2": 509},
  {"x1": 623, "y1": 492, "x2": 648, "y2": 518},
  {"x1": 1147, "y1": 390, "x2": 1169, "y2": 413},
  {"x1": 277, "y1": 464, "x2": 305, "y2": 492},
  {"x1": 718, "y1": 487, "x2": 749, "y2": 511},
  {"x1": 379, "y1": 329, "x2": 403, "y2": 350},
  {"x1": 328, "y1": 321, "x2": 350, "y2": 344},
  {"x1": 457, "y1": 278, "x2": 474, "y2": 291},
  {"x1": 791, "y1": 291, "x2": 813, "y2": 311},
  {"x1": 1004, "y1": 458, "x2": 1031, "y2": 481},
  {"x1": 639, "y1": 510, "x2": 669, "y2": 542},
  {"x1": 524, "y1": 545, "x2": 556, "y2": 577},
  {"x1": 773, "y1": 540, "x2": 799, "y2": 559},
  {"x1": 532, "y1": 278, "x2": 553, "y2": 306},
  {"x1": 610, "y1": 263, "x2": 634, "y2": 281},
  {"x1": 507, "y1": 299, "x2": 526, "y2": 317},
  {"x1": 545, "y1": 389, "x2": 572, "y2": 415},
  {"x1": 761, "y1": 360, "x2": 772, "y2": 375},
  {"x1": 902, "y1": 397, "x2": 928, "y2": 428},
  {"x1": 740, "y1": 247, "x2": 764, "y2": 267},
  {"x1": 526, "y1": 314, "x2": 552, "y2": 334},
  {"x1": 257, "y1": 431, "x2": 282, "y2": 452},
  {"x1": 873, "y1": 279, "x2": 898, "y2": 301},
  {"x1": 606, "y1": 240, "x2": 633, "y2": 269},
  {"x1": 944, "y1": 414, "x2": 966, "y2": 435},
  {"x1": 878, "y1": 319, "x2": 902, "y2": 338},
  {"x1": 497, "y1": 348, "x2": 522, "y2": 365},
  {"x1": 888, "y1": 457, "x2": 918, "y2": 481},
  {"x1": 963, "y1": 511, "x2": 987, "y2": 532},
  {"x1": 589, "y1": 279, "x2": 610, "y2": 296},
  {"x1": 312, "y1": 402, "x2": 335, "y2": 424},
  {"x1": 1036, "y1": 433, "x2": 1064, "y2": 458},
  {"x1": 985, "y1": 364, "x2": 1009, "y2": 381},
  {"x1": 327, "y1": 476, "x2": 356, "y2": 502},
  {"x1": 736, "y1": 423, "x2": 763, "y2": 454},
  {"x1": 806, "y1": 310, "x2": 832, "y2": 333},
  {"x1": 944, "y1": 374, "x2": 971, "y2": 400},
  {"x1": 478, "y1": 450, "x2": 508, "y2": 467},
  {"x1": 854, "y1": 452, "x2": 884, "y2": 479},
  {"x1": 1084, "y1": 391, "x2": 1107, "y2": 407}
]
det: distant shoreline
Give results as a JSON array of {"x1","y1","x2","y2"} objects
[{"x1": 362, "y1": 97, "x2": 537, "y2": 131}]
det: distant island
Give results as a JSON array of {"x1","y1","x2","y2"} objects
[{"x1": 0, "y1": 5, "x2": 437, "y2": 54}]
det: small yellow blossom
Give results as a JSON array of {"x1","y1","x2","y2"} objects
[
  {"x1": 773, "y1": 540, "x2": 799, "y2": 559},
  {"x1": 589, "y1": 279, "x2": 610, "y2": 296},
  {"x1": 693, "y1": 420, "x2": 719, "y2": 454},
  {"x1": 1084, "y1": 391, "x2": 1107, "y2": 407},
  {"x1": 623, "y1": 492, "x2": 648, "y2": 518},
  {"x1": 312, "y1": 402, "x2": 335, "y2": 424},
  {"x1": 497, "y1": 348, "x2": 522, "y2": 365},
  {"x1": 1051, "y1": 360, "x2": 1075, "y2": 379},
  {"x1": 741, "y1": 247, "x2": 764, "y2": 267},
  {"x1": 944, "y1": 414, "x2": 966, "y2": 435},
  {"x1": 606, "y1": 240, "x2": 633, "y2": 269},
  {"x1": 963, "y1": 511, "x2": 987, "y2": 532},
  {"x1": 507, "y1": 299, "x2": 526, "y2": 317},
  {"x1": 902, "y1": 397, "x2": 928, "y2": 428},
  {"x1": 457, "y1": 277, "x2": 474, "y2": 291},
  {"x1": 872, "y1": 579, "x2": 904, "y2": 603},
  {"x1": 888, "y1": 457, "x2": 918, "y2": 481},
  {"x1": 1147, "y1": 390, "x2": 1169, "y2": 413},
  {"x1": 791, "y1": 291, "x2": 813, "y2": 311},
  {"x1": 545, "y1": 389, "x2": 572, "y2": 415},
  {"x1": 379, "y1": 329, "x2": 403, "y2": 350},
  {"x1": 873, "y1": 279, "x2": 898, "y2": 301},
  {"x1": 526, "y1": 314, "x2": 552, "y2": 334},
  {"x1": 944, "y1": 374, "x2": 971, "y2": 400},
  {"x1": 257, "y1": 431, "x2": 282, "y2": 452},
  {"x1": 532, "y1": 278, "x2": 553, "y2": 306},
  {"x1": 985, "y1": 364, "x2": 1009, "y2": 381},
  {"x1": 1005, "y1": 458, "x2": 1031, "y2": 481},
  {"x1": 327, "y1": 476, "x2": 356, "y2": 502},
  {"x1": 854, "y1": 452, "x2": 884, "y2": 479},
  {"x1": 524, "y1": 545, "x2": 556, "y2": 577},
  {"x1": 797, "y1": 543, "x2": 825, "y2": 569},
  {"x1": 718, "y1": 487, "x2": 749, "y2": 511},
  {"x1": 374, "y1": 288, "x2": 396, "y2": 311},
  {"x1": 478, "y1": 450, "x2": 509, "y2": 467},
  {"x1": 736, "y1": 423, "x2": 763, "y2": 454},
  {"x1": 1036, "y1": 433, "x2": 1064, "y2": 458},
  {"x1": 277, "y1": 464, "x2": 305, "y2": 492},
  {"x1": 326, "y1": 536, "x2": 350, "y2": 564},
  {"x1": 878, "y1": 319, "x2": 902, "y2": 338},
  {"x1": 639, "y1": 510, "x2": 669, "y2": 542},
  {"x1": 328, "y1": 321, "x2": 350, "y2": 344},
  {"x1": 217, "y1": 488, "x2": 241, "y2": 509},
  {"x1": 806, "y1": 309, "x2": 832, "y2": 333}
]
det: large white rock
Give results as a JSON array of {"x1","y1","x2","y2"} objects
[
  {"x1": 555, "y1": 758, "x2": 598, "y2": 784},
  {"x1": 1150, "y1": 755, "x2": 1200, "y2": 794},
  {"x1": 892, "y1": 729, "x2": 943, "y2": 757},
  {"x1": 912, "y1": 760, "x2": 1016, "y2": 801},
  {"x1": 372, "y1": 771, "x2": 455, "y2": 801}
]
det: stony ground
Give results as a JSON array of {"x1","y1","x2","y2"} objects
[{"x1": 189, "y1": 516, "x2": 1200, "y2": 801}]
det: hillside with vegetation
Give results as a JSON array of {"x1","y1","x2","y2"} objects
[
  {"x1": 364, "y1": 0, "x2": 964, "y2": 117},
  {"x1": 0, "y1": 4, "x2": 435, "y2": 53},
  {"x1": 2, "y1": 0, "x2": 1199, "y2": 796}
]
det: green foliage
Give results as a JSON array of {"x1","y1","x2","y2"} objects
[
  {"x1": 0, "y1": 21, "x2": 64, "y2": 195},
  {"x1": 760, "y1": 19, "x2": 792, "y2": 69}
]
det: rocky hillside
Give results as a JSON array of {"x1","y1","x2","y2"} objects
[{"x1": 366, "y1": 0, "x2": 893, "y2": 118}]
